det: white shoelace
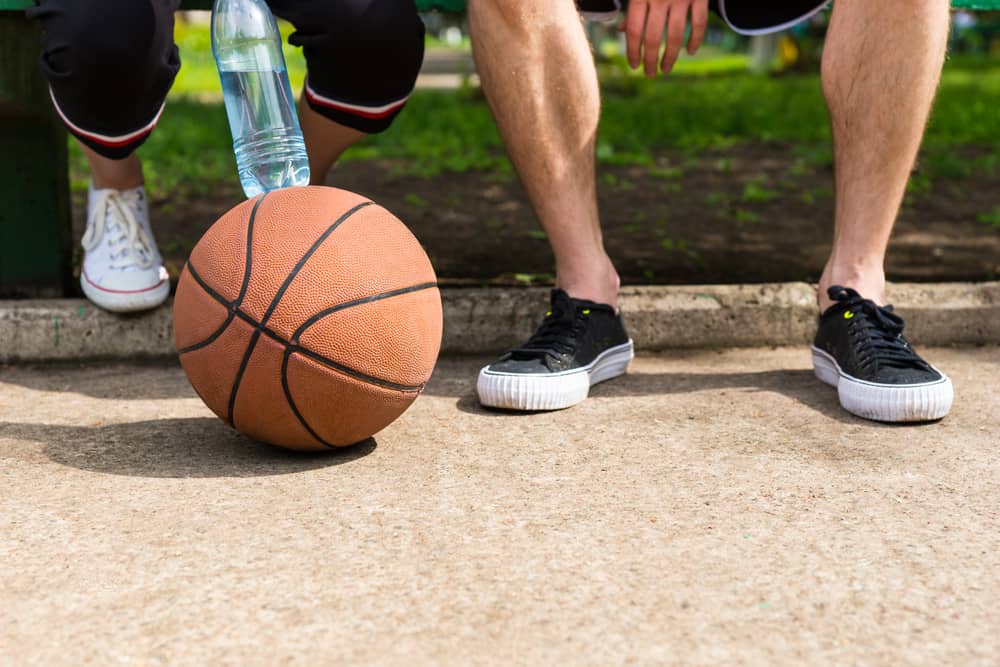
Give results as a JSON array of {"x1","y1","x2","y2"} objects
[{"x1": 82, "y1": 189, "x2": 156, "y2": 271}]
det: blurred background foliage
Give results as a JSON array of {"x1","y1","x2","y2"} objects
[{"x1": 69, "y1": 9, "x2": 1000, "y2": 196}]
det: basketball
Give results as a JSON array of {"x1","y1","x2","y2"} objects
[{"x1": 172, "y1": 186, "x2": 442, "y2": 451}]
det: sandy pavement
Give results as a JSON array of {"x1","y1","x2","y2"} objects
[{"x1": 1, "y1": 347, "x2": 998, "y2": 665}]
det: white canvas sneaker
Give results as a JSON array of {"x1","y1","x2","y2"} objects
[{"x1": 80, "y1": 184, "x2": 169, "y2": 312}]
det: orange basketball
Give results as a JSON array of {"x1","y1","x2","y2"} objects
[{"x1": 172, "y1": 186, "x2": 442, "y2": 451}]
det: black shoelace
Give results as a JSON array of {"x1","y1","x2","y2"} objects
[
  {"x1": 509, "y1": 307, "x2": 588, "y2": 359},
  {"x1": 828, "y1": 286, "x2": 930, "y2": 372}
]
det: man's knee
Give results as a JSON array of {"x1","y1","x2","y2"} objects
[
  {"x1": 277, "y1": 0, "x2": 424, "y2": 50},
  {"x1": 28, "y1": 0, "x2": 178, "y2": 157},
  {"x1": 31, "y1": 0, "x2": 176, "y2": 84},
  {"x1": 277, "y1": 0, "x2": 424, "y2": 134}
]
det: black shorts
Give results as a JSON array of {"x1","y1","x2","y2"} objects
[
  {"x1": 28, "y1": 0, "x2": 424, "y2": 159},
  {"x1": 578, "y1": 0, "x2": 831, "y2": 34}
]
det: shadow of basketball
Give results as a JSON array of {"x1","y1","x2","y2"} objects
[{"x1": 0, "y1": 417, "x2": 375, "y2": 478}]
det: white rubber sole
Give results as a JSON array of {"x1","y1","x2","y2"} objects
[
  {"x1": 811, "y1": 346, "x2": 954, "y2": 422},
  {"x1": 80, "y1": 270, "x2": 170, "y2": 313},
  {"x1": 477, "y1": 340, "x2": 635, "y2": 411}
]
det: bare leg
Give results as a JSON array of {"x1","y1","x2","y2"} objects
[
  {"x1": 468, "y1": 0, "x2": 619, "y2": 306},
  {"x1": 817, "y1": 0, "x2": 949, "y2": 311},
  {"x1": 298, "y1": 99, "x2": 367, "y2": 186},
  {"x1": 81, "y1": 143, "x2": 144, "y2": 190}
]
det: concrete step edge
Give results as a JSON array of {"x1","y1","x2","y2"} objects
[{"x1": 1, "y1": 281, "x2": 997, "y2": 362}]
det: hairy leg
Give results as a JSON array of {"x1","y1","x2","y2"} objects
[
  {"x1": 468, "y1": 0, "x2": 619, "y2": 306},
  {"x1": 818, "y1": 0, "x2": 949, "y2": 311}
]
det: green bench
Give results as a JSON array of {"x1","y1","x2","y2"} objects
[{"x1": 1, "y1": 0, "x2": 997, "y2": 296}]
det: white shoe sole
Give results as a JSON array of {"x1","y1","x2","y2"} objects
[
  {"x1": 81, "y1": 271, "x2": 170, "y2": 313},
  {"x1": 811, "y1": 346, "x2": 953, "y2": 422},
  {"x1": 477, "y1": 340, "x2": 634, "y2": 411}
]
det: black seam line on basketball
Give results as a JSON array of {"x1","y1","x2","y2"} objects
[
  {"x1": 280, "y1": 348, "x2": 338, "y2": 450},
  {"x1": 176, "y1": 262, "x2": 236, "y2": 355},
  {"x1": 231, "y1": 308, "x2": 281, "y2": 340},
  {"x1": 186, "y1": 262, "x2": 234, "y2": 308},
  {"x1": 184, "y1": 224, "x2": 425, "y2": 393},
  {"x1": 289, "y1": 346, "x2": 423, "y2": 392},
  {"x1": 176, "y1": 310, "x2": 235, "y2": 355},
  {"x1": 224, "y1": 308, "x2": 423, "y2": 392},
  {"x1": 235, "y1": 194, "x2": 267, "y2": 308},
  {"x1": 227, "y1": 329, "x2": 262, "y2": 425},
  {"x1": 292, "y1": 282, "x2": 438, "y2": 340},
  {"x1": 259, "y1": 201, "x2": 373, "y2": 326}
]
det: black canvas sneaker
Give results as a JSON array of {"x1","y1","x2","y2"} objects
[
  {"x1": 477, "y1": 289, "x2": 634, "y2": 410},
  {"x1": 812, "y1": 285, "x2": 953, "y2": 422}
]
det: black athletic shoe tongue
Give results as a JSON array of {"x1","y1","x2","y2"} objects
[
  {"x1": 505, "y1": 290, "x2": 582, "y2": 364},
  {"x1": 548, "y1": 289, "x2": 575, "y2": 319},
  {"x1": 826, "y1": 285, "x2": 903, "y2": 332},
  {"x1": 551, "y1": 288, "x2": 616, "y2": 315},
  {"x1": 826, "y1": 285, "x2": 931, "y2": 373}
]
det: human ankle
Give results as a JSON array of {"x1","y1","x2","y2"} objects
[
  {"x1": 818, "y1": 264, "x2": 885, "y2": 311},
  {"x1": 555, "y1": 266, "x2": 620, "y2": 309},
  {"x1": 87, "y1": 152, "x2": 144, "y2": 191},
  {"x1": 90, "y1": 174, "x2": 145, "y2": 191}
]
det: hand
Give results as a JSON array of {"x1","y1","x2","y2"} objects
[{"x1": 622, "y1": 0, "x2": 709, "y2": 77}]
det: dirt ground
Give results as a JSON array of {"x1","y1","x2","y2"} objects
[
  {"x1": 71, "y1": 143, "x2": 1000, "y2": 289},
  {"x1": 2, "y1": 347, "x2": 998, "y2": 664}
]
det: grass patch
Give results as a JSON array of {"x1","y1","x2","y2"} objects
[
  {"x1": 741, "y1": 178, "x2": 779, "y2": 203},
  {"x1": 978, "y1": 207, "x2": 1000, "y2": 228},
  {"x1": 649, "y1": 166, "x2": 685, "y2": 179},
  {"x1": 404, "y1": 193, "x2": 430, "y2": 207},
  {"x1": 733, "y1": 208, "x2": 761, "y2": 224}
]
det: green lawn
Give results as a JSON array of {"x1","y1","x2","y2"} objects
[{"x1": 68, "y1": 20, "x2": 1000, "y2": 195}]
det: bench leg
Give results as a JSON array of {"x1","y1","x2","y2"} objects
[{"x1": 0, "y1": 13, "x2": 72, "y2": 298}]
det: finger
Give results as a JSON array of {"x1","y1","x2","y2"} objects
[
  {"x1": 643, "y1": 2, "x2": 668, "y2": 77},
  {"x1": 625, "y1": 0, "x2": 648, "y2": 70},
  {"x1": 660, "y1": 4, "x2": 688, "y2": 75},
  {"x1": 688, "y1": 0, "x2": 708, "y2": 55}
]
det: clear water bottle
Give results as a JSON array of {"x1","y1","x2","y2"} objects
[{"x1": 212, "y1": 0, "x2": 310, "y2": 198}]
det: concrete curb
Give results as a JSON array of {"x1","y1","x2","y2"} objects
[{"x1": 1, "y1": 282, "x2": 997, "y2": 362}]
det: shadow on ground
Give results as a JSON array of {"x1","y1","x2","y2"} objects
[
  {"x1": 429, "y1": 359, "x2": 903, "y2": 428},
  {"x1": 0, "y1": 417, "x2": 375, "y2": 478}
]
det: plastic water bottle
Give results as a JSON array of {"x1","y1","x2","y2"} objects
[{"x1": 212, "y1": 0, "x2": 310, "y2": 198}]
